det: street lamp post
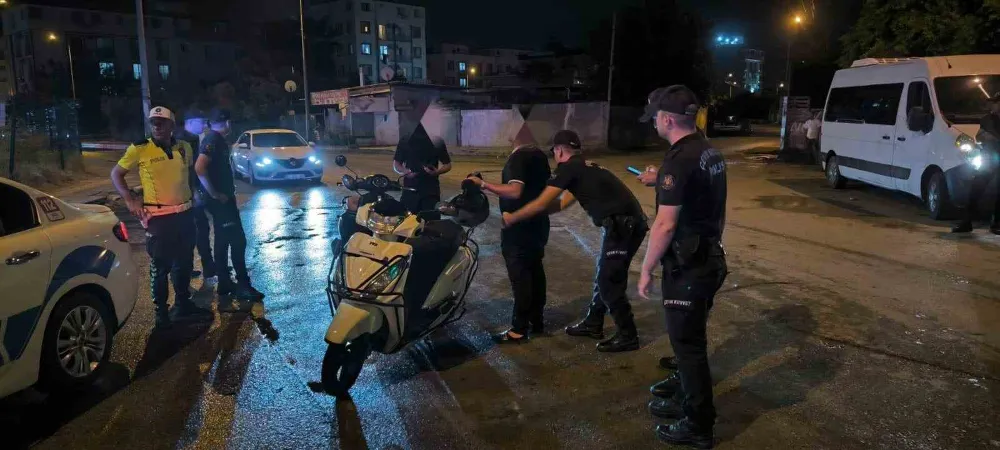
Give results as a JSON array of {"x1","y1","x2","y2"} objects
[
  {"x1": 46, "y1": 32, "x2": 75, "y2": 100},
  {"x1": 786, "y1": 14, "x2": 803, "y2": 96},
  {"x1": 298, "y1": 0, "x2": 311, "y2": 139}
]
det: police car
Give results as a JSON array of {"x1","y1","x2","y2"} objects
[{"x1": 0, "y1": 177, "x2": 138, "y2": 398}]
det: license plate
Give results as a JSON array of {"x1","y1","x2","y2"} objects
[{"x1": 286, "y1": 174, "x2": 306, "y2": 180}]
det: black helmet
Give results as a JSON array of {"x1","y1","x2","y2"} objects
[{"x1": 442, "y1": 180, "x2": 490, "y2": 227}]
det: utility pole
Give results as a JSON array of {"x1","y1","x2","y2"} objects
[
  {"x1": 605, "y1": 11, "x2": 616, "y2": 147},
  {"x1": 299, "y1": 0, "x2": 311, "y2": 138},
  {"x1": 135, "y1": 0, "x2": 152, "y2": 134}
]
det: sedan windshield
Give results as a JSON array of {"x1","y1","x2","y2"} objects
[
  {"x1": 252, "y1": 132, "x2": 307, "y2": 148},
  {"x1": 934, "y1": 75, "x2": 1000, "y2": 124}
]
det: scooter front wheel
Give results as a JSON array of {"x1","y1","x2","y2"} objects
[{"x1": 321, "y1": 337, "x2": 371, "y2": 397}]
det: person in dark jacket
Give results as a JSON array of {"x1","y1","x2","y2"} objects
[
  {"x1": 180, "y1": 108, "x2": 216, "y2": 278},
  {"x1": 393, "y1": 124, "x2": 452, "y2": 216},
  {"x1": 953, "y1": 93, "x2": 1000, "y2": 234}
]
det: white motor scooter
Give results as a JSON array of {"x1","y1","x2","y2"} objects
[{"x1": 321, "y1": 155, "x2": 487, "y2": 396}]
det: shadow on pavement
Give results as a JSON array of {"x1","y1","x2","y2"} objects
[
  {"x1": 331, "y1": 397, "x2": 370, "y2": 450},
  {"x1": 711, "y1": 304, "x2": 844, "y2": 444}
]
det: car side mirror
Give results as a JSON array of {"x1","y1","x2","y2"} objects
[
  {"x1": 335, "y1": 155, "x2": 348, "y2": 167},
  {"x1": 308, "y1": 141, "x2": 316, "y2": 147},
  {"x1": 238, "y1": 142, "x2": 250, "y2": 149}
]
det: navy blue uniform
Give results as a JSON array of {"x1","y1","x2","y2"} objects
[{"x1": 200, "y1": 130, "x2": 249, "y2": 288}]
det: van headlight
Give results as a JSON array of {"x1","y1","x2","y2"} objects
[
  {"x1": 366, "y1": 212, "x2": 404, "y2": 234},
  {"x1": 363, "y1": 258, "x2": 406, "y2": 293},
  {"x1": 956, "y1": 134, "x2": 976, "y2": 153}
]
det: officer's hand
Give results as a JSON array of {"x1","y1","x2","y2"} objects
[
  {"x1": 465, "y1": 176, "x2": 484, "y2": 187},
  {"x1": 638, "y1": 270, "x2": 653, "y2": 300},
  {"x1": 501, "y1": 212, "x2": 513, "y2": 229},
  {"x1": 423, "y1": 165, "x2": 437, "y2": 175},
  {"x1": 403, "y1": 170, "x2": 418, "y2": 179},
  {"x1": 637, "y1": 166, "x2": 658, "y2": 186},
  {"x1": 125, "y1": 196, "x2": 145, "y2": 218}
]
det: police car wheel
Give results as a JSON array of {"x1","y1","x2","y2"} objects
[
  {"x1": 39, "y1": 291, "x2": 115, "y2": 391},
  {"x1": 320, "y1": 337, "x2": 370, "y2": 397}
]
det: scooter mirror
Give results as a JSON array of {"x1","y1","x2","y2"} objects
[{"x1": 335, "y1": 155, "x2": 348, "y2": 167}]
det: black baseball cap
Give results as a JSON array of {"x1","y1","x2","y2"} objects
[
  {"x1": 184, "y1": 107, "x2": 206, "y2": 121},
  {"x1": 639, "y1": 85, "x2": 700, "y2": 122},
  {"x1": 551, "y1": 130, "x2": 582, "y2": 151},
  {"x1": 990, "y1": 92, "x2": 1000, "y2": 102},
  {"x1": 209, "y1": 108, "x2": 231, "y2": 123}
]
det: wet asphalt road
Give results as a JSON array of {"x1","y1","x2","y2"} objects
[{"x1": 3, "y1": 130, "x2": 999, "y2": 449}]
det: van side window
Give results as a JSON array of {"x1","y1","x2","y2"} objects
[
  {"x1": 825, "y1": 83, "x2": 904, "y2": 126},
  {"x1": 906, "y1": 82, "x2": 932, "y2": 114}
]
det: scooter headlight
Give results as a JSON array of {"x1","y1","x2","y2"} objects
[
  {"x1": 366, "y1": 212, "x2": 404, "y2": 234},
  {"x1": 363, "y1": 259, "x2": 407, "y2": 293}
]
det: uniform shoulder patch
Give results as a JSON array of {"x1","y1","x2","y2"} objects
[{"x1": 662, "y1": 174, "x2": 676, "y2": 190}]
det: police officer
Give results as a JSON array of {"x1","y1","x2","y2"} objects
[
  {"x1": 636, "y1": 85, "x2": 728, "y2": 448},
  {"x1": 503, "y1": 130, "x2": 648, "y2": 353},
  {"x1": 194, "y1": 108, "x2": 263, "y2": 301},
  {"x1": 465, "y1": 135, "x2": 551, "y2": 343},
  {"x1": 180, "y1": 108, "x2": 216, "y2": 279},
  {"x1": 393, "y1": 123, "x2": 452, "y2": 216},
  {"x1": 110, "y1": 106, "x2": 211, "y2": 328},
  {"x1": 953, "y1": 92, "x2": 1000, "y2": 234}
]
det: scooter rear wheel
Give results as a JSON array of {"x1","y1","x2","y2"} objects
[{"x1": 321, "y1": 338, "x2": 370, "y2": 397}]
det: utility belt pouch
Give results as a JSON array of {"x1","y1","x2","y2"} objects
[{"x1": 670, "y1": 234, "x2": 703, "y2": 268}]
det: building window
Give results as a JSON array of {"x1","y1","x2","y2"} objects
[
  {"x1": 180, "y1": 43, "x2": 188, "y2": 53},
  {"x1": 158, "y1": 64, "x2": 170, "y2": 80},
  {"x1": 360, "y1": 21, "x2": 371, "y2": 34},
  {"x1": 117, "y1": 15, "x2": 124, "y2": 26},
  {"x1": 413, "y1": 47, "x2": 422, "y2": 58},
  {"x1": 379, "y1": 44, "x2": 389, "y2": 57},
  {"x1": 28, "y1": 6, "x2": 42, "y2": 19},
  {"x1": 361, "y1": 3, "x2": 371, "y2": 12},
  {"x1": 204, "y1": 45, "x2": 212, "y2": 61},
  {"x1": 348, "y1": 43, "x2": 355, "y2": 55},
  {"x1": 447, "y1": 77, "x2": 456, "y2": 85},
  {"x1": 458, "y1": 61, "x2": 466, "y2": 72},
  {"x1": 378, "y1": 24, "x2": 387, "y2": 40},
  {"x1": 411, "y1": 26, "x2": 422, "y2": 39},
  {"x1": 459, "y1": 78, "x2": 467, "y2": 87},
  {"x1": 155, "y1": 40, "x2": 169, "y2": 60},
  {"x1": 150, "y1": 17, "x2": 161, "y2": 29},
  {"x1": 413, "y1": 67, "x2": 423, "y2": 79},
  {"x1": 333, "y1": 44, "x2": 342, "y2": 57},
  {"x1": 132, "y1": 63, "x2": 142, "y2": 80},
  {"x1": 360, "y1": 64, "x2": 373, "y2": 76},
  {"x1": 397, "y1": 7, "x2": 408, "y2": 18},
  {"x1": 486, "y1": 63, "x2": 492, "y2": 73},
  {"x1": 332, "y1": 23, "x2": 344, "y2": 36},
  {"x1": 346, "y1": 1, "x2": 352, "y2": 11},
  {"x1": 90, "y1": 13, "x2": 103, "y2": 25},
  {"x1": 99, "y1": 61, "x2": 116, "y2": 79},
  {"x1": 361, "y1": 43, "x2": 372, "y2": 55},
  {"x1": 213, "y1": 21, "x2": 228, "y2": 34},
  {"x1": 347, "y1": 20, "x2": 353, "y2": 34},
  {"x1": 414, "y1": 8, "x2": 422, "y2": 18},
  {"x1": 447, "y1": 60, "x2": 454, "y2": 70}
]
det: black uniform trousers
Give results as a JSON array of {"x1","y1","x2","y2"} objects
[
  {"x1": 964, "y1": 165, "x2": 1000, "y2": 224},
  {"x1": 208, "y1": 198, "x2": 250, "y2": 286},
  {"x1": 583, "y1": 215, "x2": 648, "y2": 333},
  {"x1": 401, "y1": 186, "x2": 441, "y2": 220},
  {"x1": 146, "y1": 210, "x2": 195, "y2": 312},
  {"x1": 191, "y1": 204, "x2": 215, "y2": 275},
  {"x1": 662, "y1": 254, "x2": 728, "y2": 429},
  {"x1": 501, "y1": 223, "x2": 549, "y2": 335}
]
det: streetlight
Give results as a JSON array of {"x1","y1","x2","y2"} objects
[
  {"x1": 45, "y1": 32, "x2": 76, "y2": 101},
  {"x1": 786, "y1": 13, "x2": 805, "y2": 96}
]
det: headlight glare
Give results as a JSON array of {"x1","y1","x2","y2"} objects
[
  {"x1": 256, "y1": 157, "x2": 273, "y2": 168},
  {"x1": 366, "y1": 212, "x2": 404, "y2": 234}
]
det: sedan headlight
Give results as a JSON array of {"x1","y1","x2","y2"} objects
[
  {"x1": 308, "y1": 154, "x2": 321, "y2": 165},
  {"x1": 255, "y1": 157, "x2": 273, "y2": 168},
  {"x1": 363, "y1": 258, "x2": 406, "y2": 293},
  {"x1": 366, "y1": 212, "x2": 404, "y2": 234}
]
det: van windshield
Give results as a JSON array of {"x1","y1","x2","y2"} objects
[{"x1": 934, "y1": 75, "x2": 1000, "y2": 124}]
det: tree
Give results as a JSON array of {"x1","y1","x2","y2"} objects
[
  {"x1": 839, "y1": 0, "x2": 998, "y2": 67},
  {"x1": 587, "y1": 0, "x2": 711, "y2": 106}
]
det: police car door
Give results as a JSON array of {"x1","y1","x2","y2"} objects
[{"x1": 0, "y1": 182, "x2": 52, "y2": 374}]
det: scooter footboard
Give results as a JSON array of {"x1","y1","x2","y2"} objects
[{"x1": 326, "y1": 303, "x2": 384, "y2": 344}]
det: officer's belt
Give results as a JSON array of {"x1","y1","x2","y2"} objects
[{"x1": 143, "y1": 201, "x2": 192, "y2": 217}]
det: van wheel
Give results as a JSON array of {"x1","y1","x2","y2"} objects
[
  {"x1": 39, "y1": 292, "x2": 115, "y2": 392},
  {"x1": 320, "y1": 336, "x2": 371, "y2": 397},
  {"x1": 825, "y1": 155, "x2": 847, "y2": 189},
  {"x1": 925, "y1": 171, "x2": 953, "y2": 220}
]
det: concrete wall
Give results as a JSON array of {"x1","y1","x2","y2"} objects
[
  {"x1": 460, "y1": 109, "x2": 521, "y2": 147},
  {"x1": 374, "y1": 112, "x2": 400, "y2": 146},
  {"x1": 522, "y1": 102, "x2": 608, "y2": 148}
]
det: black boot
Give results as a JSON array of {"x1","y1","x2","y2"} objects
[
  {"x1": 234, "y1": 282, "x2": 264, "y2": 301},
  {"x1": 952, "y1": 220, "x2": 974, "y2": 233},
  {"x1": 651, "y1": 372, "x2": 681, "y2": 398},
  {"x1": 217, "y1": 278, "x2": 238, "y2": 296},
  {"x1": 660, "y1": 355, "x2": 679, "y2": 370},
  {"x1": 565, "y1": 315, "x2": 605, "y2": 339},
  {"x1": 656, "y1": 417, "x2": 714, "y2": 449},
  {"x1": 154, "y1": 310, "x2": 172, "y2": 328},
  {"x1": 172, "y1": 300, "x2": 213, "y2": 320},
  {"x1": 648, "y1": 398, "x2": 684, "y2": 419},
  {"x1": 596, "y1": 330, "x2": 639, "y2": 352}
]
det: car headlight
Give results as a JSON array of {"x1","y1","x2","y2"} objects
[
  {"x1": 255, "y1": 157, "x2": 273, "y2": 168},
  {"x1": 366, "y1": 212, "x2": 404, "y2": 234},
  {"x1": 363, "y1": 258, "x2": 406, "y2": 293},
  {"x1": 956, "y1": 134, "x2": 976, "y2": 153},
  {"x1": 308, "y1": 154, "x2": 321, "y2": 165}
]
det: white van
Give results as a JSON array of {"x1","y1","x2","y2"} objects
[{"x1": 820, "y1": 55, "x2": 1000, "y2": 219}]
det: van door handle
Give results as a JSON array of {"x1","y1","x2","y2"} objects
[
  {"x1": 882, "y1": 135, "x2": 891, "y2": 140},
  {"x1": 6, "y1": 250, "x2": 40, "y2": 265},
  {"x1": 897, "y1": 137, "x2": 906, "y2": 142}
]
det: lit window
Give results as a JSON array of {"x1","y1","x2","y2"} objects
[
  {"x1": 349, "y1": 43, "x2": 355, "y2": 55},
  {"x1": 379, "y1": 45, "x2": 389, "y2": 56},
  {"x1": 158, "y1": 64, "x2": 169, "y2": 80},
  {"x1": 458, "y1": 61, "x2": 466, "y2": 72},
  {"x1": 132, "y1": 63, "x2": 141, "y2": 80},
  {"x1": 99, "y1": 61, "x2": 115, "y2": 78},
  {"x1": 361, "y1": 43, "x2": 372, "y2": 55},
  {"x1": 360, "y1": 21, "x2": 371, "y2": 34},
  {"x1": 378, "y1": 24, "x2": 387, "y2": 40},
  {"x1": 459, "y1": 78, "x2": 467, "y2": 87},
  {"x1": 413, "y1": 47, "x2": 422, "y2": 58}
]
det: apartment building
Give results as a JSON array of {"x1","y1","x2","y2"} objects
[
  {"x1": 427, "y1": 43, "x2": 534, "y2": 87},
  {"x1": 309, "y1": 0, "x2": 427, "y2": 87},
  {"x1": 0, "y1": 2, "x2": 240, "y2": 99}
]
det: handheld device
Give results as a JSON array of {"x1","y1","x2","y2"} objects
[{"x1": 626, "y1": 166, "x2": 642, "y2": 176}]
